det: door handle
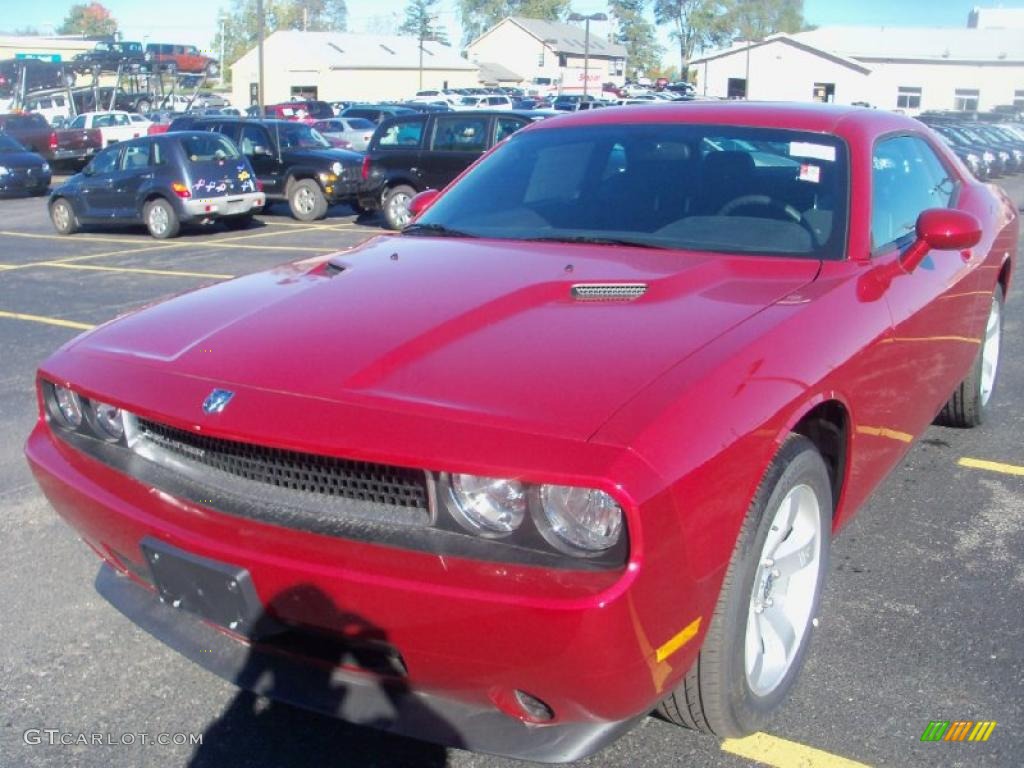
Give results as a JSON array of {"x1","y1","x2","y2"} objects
[{"x1": 140, "y1": 173, "x2": 154, "y2": 179}]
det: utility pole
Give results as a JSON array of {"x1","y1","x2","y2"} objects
[
  {"x1": 568, "y1": 12, "x2": 606, "y2": 99},
  {"x1": 218, "y1": 15, "x2": 226, "y2": 87},
  {"x1": 257, "y1": 0, "x2": 265, "y2": 115}
]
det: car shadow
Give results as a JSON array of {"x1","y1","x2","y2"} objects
[{"x1": 186, "y1": 583, "x2": 453, "y2": 768}]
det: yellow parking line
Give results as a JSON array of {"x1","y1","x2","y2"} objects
[
  {"x1": 958, "y1": 457, "x2": 1024, "y2": 477},
  {"x1": 187, "y1": 241, "x2": 331, "y2": 252},
  {"x1": 0, "y1": 310, "x2": 94, "y2": 330},
  {"x1": 0, "y1": 244, "x2": 185, "y2": 270},
  {"x1": 32, "y1": 262, "x2": 234, "y2": 279},
  {"x1": 722, "y1": 733, "x2": 871, "y2": 768},
  {"x1": 0, "y1": 230, "x2": 145, "y2": 246},
  {"x1": 212, "y1": 225, "x2": 325, "y2": 242},
  {"x1": 0, "y1": 229, "x2": 326, "y2": 252}
]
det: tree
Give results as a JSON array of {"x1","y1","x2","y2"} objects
[
  {"x1": 58, "y1": 2, "x2": 118, "y2": 37},
  {"x1": 399, "y1": 0, "x2": 449, "y2": 45},
  {"x1": 653, "y1": 0, "x2": 731, "y2": 75},
  {"x1": 729, "y1": 0, "x2": 804, "y2": 41},
  {"x1": 276, "y1": 0, "x2": 348, "y2": 31},
  {"x1": 610, "y1": 0, "x2": 662, "y2": 80},
  {"x1": 458, "y1": 0, "x2": 570, "y2": 46}
]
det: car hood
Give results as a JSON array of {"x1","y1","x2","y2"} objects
[
  {"x1": 0, "y1": 150, "x2": 46, "y2": 168},
  {"x1": 284, "y1": 147, "x2": 363, "y2": 166},
  {"x1": 66, "y1": 236, "x2": 820, "y2": 441}
]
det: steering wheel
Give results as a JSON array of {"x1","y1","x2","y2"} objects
[{"x1": 717, "y1": 194, "x2": 819, "y2": 245}]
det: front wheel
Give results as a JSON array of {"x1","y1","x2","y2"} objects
[
  {"x1": 50, "y1": 198, "x2": 79, "y2": 235},
  {"x1": 144, "y1": 198, "x2": 180, "y2": 239},
  {"x1": 288, "y1": 179, "x2": 328, "y2": 221},
  {"x1": 935, "y1": 284, "x2": 1004, "y2": 428},
  {"x1": 659, "y1": 435, "x2": 831, "y2": 736},
  {"x1": 382, "y1": 184, "x2": 415, "y2": 230}
]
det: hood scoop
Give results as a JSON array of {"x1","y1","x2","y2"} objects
[{"x1": 571, "y1": 283, "x2": 648, "y2": 301}]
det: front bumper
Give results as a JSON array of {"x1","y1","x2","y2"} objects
[
  {"x1": 322, "y1": 174, "x2": 361, "y2": 204},
  {"x1": 0, "y1": 170, "x2": 50, "y2": 194},
  {"x1": 181, "y1": 191, "x2": 265, "y2": 220},
  {"x1": 26, "y1": 419, "x2": 703, "y2": 761}
]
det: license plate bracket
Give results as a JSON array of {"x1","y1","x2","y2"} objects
[{"x1": 140, "y1": 537, "x2": 263, "y2": 636}]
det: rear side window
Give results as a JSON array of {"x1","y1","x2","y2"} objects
[
  {"x1": 180, "y1": 134, "x2": 240, "y2": 163},
  {"x1": 378, "y1": 118, "x2": 425, "y2": 149},
  {"x1": 495, "y1": 117, "x2": 527, "y2": 144},
  {"x1": 432, "y1": 115, "x2": 488, "y2": 152}
]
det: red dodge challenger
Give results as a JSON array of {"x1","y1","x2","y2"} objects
[{"x1": 26, "y1": 103, "x2": 1017, "y2": 761}]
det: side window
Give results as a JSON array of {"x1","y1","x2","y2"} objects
[
  {"x1": 494, "y1": 117, "x2": 527, "y2": 144},
  {"x1": 431, "y1": 115, "x2": 488, "y2": 153},
  {"x1": 378, "y1": 118, "x2": 424, "y2": 148},
  {"x1": 70, "y1": 115, "x2": 86, "y2": 129},
  {"x1": 120, "y1": 142, "x2": 150, "y2": 170},
  {"x1": 239, "y1": 124, "x2": 270, "y2": 155},
  {"x1": 90, "y1": 146, "x2": 121, "y2": 175},
  {"x1": 872, "y1": 135, "x2": 957, "y2": 249}
]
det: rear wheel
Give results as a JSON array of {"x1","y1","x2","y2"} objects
[
  {"x1": 136, "y1": 99, "x2": 151, "y2": 113},
  {"x1": 935, "y1": 284, "x2": 1004, "y2": 428},
  {"x1": 50, "y1": 198, "x2": 79, "y2": 235},
  {"x1": 658, "y1": 435, "x2": 831, "y2": 736},
  {"x1": 383, "y1": 184, "x2": 415, "y2": 230},
  {"x1": 222, "y1": 213, "x2": 253, "y2": 230},
  {"x1": 144, "y1": 198, "x2": 180, "y2": 239},
  {"x1": 288, "y1": 179, "x2": 328, "y2": 221}
]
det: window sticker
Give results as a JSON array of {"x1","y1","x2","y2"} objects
[
  {"x1": 798, "y1": 163, "x2": 821, "y2": 183},
  {"x1": 790, "y1": 141, "x2": 836, "y2": 162}
]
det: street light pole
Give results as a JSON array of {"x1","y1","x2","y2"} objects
[
  {"x1": 256, "y1": 0, "x2": 265, "y2": 115},
  {"x1": 568, "y1": 12, "x2": 607, "y2": 100}
]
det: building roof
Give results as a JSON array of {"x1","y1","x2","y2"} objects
[
  {"x1": 233, "y1": 30, "x2": 477, "y2": 72},
  {"x1": 690, "y1": 35, "x2": 871, "y2": 74},
  {"x1": 791, "y1": 26, "x2": 1024, "y2": 63},
  {"x1": 502, "y1": 17, "x2": 626, "y2": 58},
  {"x1": 477, "y1": 61, "x2": 523, "y2": 83}
]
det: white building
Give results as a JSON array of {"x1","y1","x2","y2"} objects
[
  {"x1": 466, "y1": 16, "x2": 627, "y2": 95},
  {"x1": 968, "y1": 6, "x2": 1024, "y2": 29},
  {"x1": 690, "y1": 26, "x2": 1024, "y2": 114},
  {"x1": 230, "y1": 31, "x2": 480, "y2": 105}
]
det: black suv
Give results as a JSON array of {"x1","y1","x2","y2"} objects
[
  {"x1": 173, "y1": 117, "x2": 364, "y2": 220},
  {"x1": 340, "y1": 104, "x2": 417, "y2": 124},
  {"x1": 72, "y1": 86, "x2": 154, "y2": 114},
  {"x1": 0, "y1": 59, "x2": 75, "y2": 103},
  {"x1": 72, "y1": 41, "x2": 147, "y2": 74},
  {"x1": 358, "y1": 111, "x2": 531, "y2": 229}
]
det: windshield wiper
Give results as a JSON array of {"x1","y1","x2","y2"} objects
[
  {"x1": 523, "y1": 235, "x2": 665, "y2": 249},
  {"x1": 402, "y1": 223, "x2": 476, "y2": 238}
]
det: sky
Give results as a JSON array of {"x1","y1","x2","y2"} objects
[{"x1": 1, "y1": 1, "x2": 1020, "y2": 65}]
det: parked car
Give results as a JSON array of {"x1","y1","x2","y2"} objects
[
  {"x1": 66, "y1": 111, "x2": 151, "y2": 148},
  {"x1": 48, "y1": 132, "x2": 264, "y2": 238},
  {"x1": 452, "y1": 94, "x2": 514, "y2": 111},
  {"x1": 72, "y1": 41, "x2": 147, "y2": 74},
  {"x1": 262, "y1": 101, "x2": 335, "y2": 123},
  {"x1": 358, "y1": 110, "x2": 532, "y2": 229},
  {"x1": 0, "y1": 112, "x2": 102, "y2": 169},
  {"x1": 340, "y1": 104, "x2": 417, "y2": 124},
  {"x1": 181, "y1": 117, "x2": 363, "y2": 220},
  {"x1": 144, "y1": 43, "x2": 219, "y2": 76},
  {"x1": 311, "y1": 117, "x2": 375, "y2": 151},
  {"x1": 25, "y1": 102, "x2": 1017, "y2": 763},
  {"x1": 72, "y1": 86, "x2": 154, "y2": 115},
  {"x1": 23, "y1": 91, "x2": 74, "y2": 125},
  {"x1": 552, "y1": 93, "x2": 597, "y2": 111},
  {"x1": 0, "y1": 133, "x2": 51, "y2": 195}
]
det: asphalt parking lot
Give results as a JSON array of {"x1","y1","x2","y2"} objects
[{"x1": 1, "y1": 179, "x2": 1021, "y2": 768}]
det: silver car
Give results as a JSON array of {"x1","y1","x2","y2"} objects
[{"x1": 311, "y1": 118, "x2": 376, "y2": 152}]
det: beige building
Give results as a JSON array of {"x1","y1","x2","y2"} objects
[
  {"x1": 466, "y1": 17, "x2": 627, "y2": 95},
  {"x1": 690, "y1": 26, "x2": 1024, "y2": 114},
  {"x1": 230, "y1": 31, "x2": 479, "y2": 105},
  {"x1": 0, "y1": 35, "x2": 94, "y2": 64}
]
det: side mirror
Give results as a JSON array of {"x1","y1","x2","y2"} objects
[
  {"x1": 901, "y1": 208, "x2": 982, "y2": 272},
  {"x1": 81, "y1": 163, "x2": 95, "y2": 176},
  {"x1": 408, "y1": 189, "x2": 439, "y2": 218}
]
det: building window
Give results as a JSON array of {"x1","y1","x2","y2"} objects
[
  {"x1": 538, "y1": 50, "x2": 545, "y2": 66},
  {"x1": 727, "y1": 77, "x2": 747, "y2": 99},
  {"x1": 290, "y1": 85, "x2": 318, "y2": 99},
  {"x1": 813, "y1": 82, "x2": 835, "y2": 103},
  {"x1": 954, "y1": 88, "x2": 979, "y2": 111},
  {"x1": 559, "y1": 54, "x2": 568, "y2": 68},
  {"x1": 613, "y1": 58, "x2": 624, "y2": 76},
  {"x1": 1014, "y1": 89, "x2": 1024, "y2": 109},
  {"x1": 897, "y1": 86, "x2": 922, "y2": 109}
]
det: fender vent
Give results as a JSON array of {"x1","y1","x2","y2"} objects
[
  {"x1": 571, "y1": 283, "x2": 648, "y2": 301},
  {"x1": 323, "y1": 260, "x2": 347, "y2": 277}
]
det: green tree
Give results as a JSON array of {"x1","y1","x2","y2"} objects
[
  {"x1": 610, "y1": 0, "x2": 662, "y2": 80},
  {"x1": 653, "y1": 0, "x2": 731, "y2": 74},
  {"x1": 458, "y1": 0, "x2": 570, "y2": 46},
  {"x1": 729, "y1": 0, "x2": 803, "y2": 41},
  {"x1": 58, "y1": 2, "x2": 118, "y2": 37},
  {"x1": 399, "y1": 0, "x2": 449, "y2": 44}
]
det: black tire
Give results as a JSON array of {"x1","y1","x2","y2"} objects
[
  {"x1": 50, "y1": 198, "x2": 79, "y2": 235},
  {"x1": 222, "y1": 213, "x2": 253, "y2": 230},
  {"x1": 136, "y1": 99, "x2": 151, "y2": 113},
  {"x1": 144, "y1": 198, "x2": 180, "y2": 239},
  {"x1": 658, "y1": 435, "x2": 831, "y2": 737},
  {"x1": 935, "y1": 284, "x2": 1005, "y2": 428},
  {"x1": 287, "y1": 178, "x2": 328, "y2": 221},
  {"x1": 382, "y1": 184, "x2": 416, "y2": 230}
]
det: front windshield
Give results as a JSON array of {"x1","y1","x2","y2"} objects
[
  {"x1": 413, "y1": 122, "x2": 849, "y2": 259},
  {"x1": 277, "y1": 123, "x2": 331, "y2": 150}
]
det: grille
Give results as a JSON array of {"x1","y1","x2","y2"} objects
[
  {"x1": 135, "y1": 418, "x2": 430, "y2": 511},
  {"x1": 571, "y1": 283, "x2": 648, "y2": 301}
]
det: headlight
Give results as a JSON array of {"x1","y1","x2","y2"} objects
[
  {"x1": 53, "y1": 385, "x2": 83, "y2": 427},
  {"x1": 448, "y1": 473, "x2": 526, "y2": 534},
  {"x1": 91, "y1": 401, "x2": 125, "y2": 440},
  {"x1": 0, "y1": 166, "x2": 9, "y2": 176},
  {"x1": 537, "y1": 485, "x2": 623, "y2": 552},
  {"x1": 330, "y1": 161, "x2": 343, "y2": 176},
  {"x1": 41, "y1": 162, "x2": 50, "y2": 173}
]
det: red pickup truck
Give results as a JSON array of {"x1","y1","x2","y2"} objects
[{"x1": 0, "y1": 112, "x2": 102, "y2": 169}]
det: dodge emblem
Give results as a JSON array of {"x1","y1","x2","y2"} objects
[{"x1": 202, "y1": 388, "x2": 234, "y2": 414}]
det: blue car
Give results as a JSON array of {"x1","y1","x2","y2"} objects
[
  {"x1": 48, "y1": 131, "x2": 265, "y2": 239},
  {"x1": 0, "y1": 133, "x2": 51, "y2": 196}
]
